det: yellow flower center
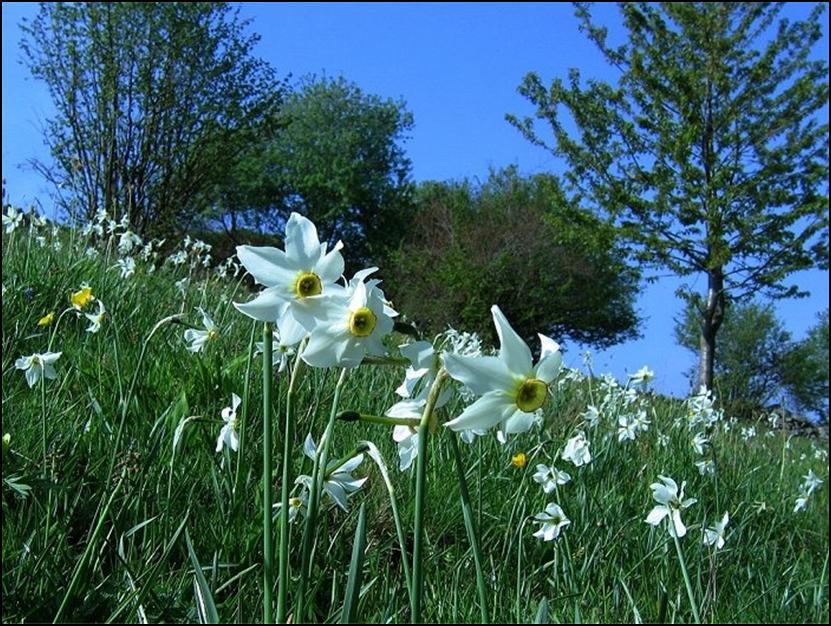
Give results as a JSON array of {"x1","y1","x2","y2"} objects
[
  {"x1": 289, "y1": 497, "x2": 302, "y2": 509},
  {"x1": 208, "y1": 329, "x2": 219, "y2": 341},
  {"x1": 511, "y1": 452, "x2": 527, "y2": 468},
  {"x1": 515, "y1": 378, "x2": 547, "y2": 412},
  {"x1": 293, "y1": 272, "x2": 322, "y2": 298},
  {"x1": 71, "y1": 287, "x2": 94, "y2": 309},
  {"x1": 348, "y1": 306, "x2": 377, "y2": 337},
  {"x1": 37, "y1": 312, "x2": 55, "y2": 327}
]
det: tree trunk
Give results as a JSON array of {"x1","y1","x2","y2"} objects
[{"x1": 698, "y1": 268, "x2": 725, "y2": 391}]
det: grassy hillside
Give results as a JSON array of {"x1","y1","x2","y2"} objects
[{"x1": 2, "y1": 211, "x2": 828, "y2": 623}]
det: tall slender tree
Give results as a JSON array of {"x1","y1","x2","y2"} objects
[{"x1": 508, "y1": 2, "x2": 829, "y2": 390}]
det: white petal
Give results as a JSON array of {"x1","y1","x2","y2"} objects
[
  {"x1": 645, "y1": 506, "x2": 669, "y2": 526},
  {"x1": 303, "y1": 433, "x2": 317, "y2": 460},
  {"x1": 501, "y1": 409, "x2": 538, "y2": 435},
  {"x1": 25, "y1": 367, "x2": 39, "y2": 387},
  {"x1": 41, "y1": 352, "x2": 62, "y2": 364},
  {"x1": 671, "y1": 510, "x2": 687, "y2": 537},
  {"x1": 285, "y1": 213, "x2": 322, "y2": 269},
  {"x1": 443, "y1": 353, "x2": 513, "y2": 396},
  {"x1": 386, "y1": 399, "x2": 425, "y2": 419},
  {"x1": 231, "y1": 393, "x2": 241, "y2": 411},
  {"x1": 234, "y1": 287, "x2": 290, "y2": 323},
  {"x1": 324, "y1": 481, "x2": 349, "y2": 511},
  {"x1": 236, "y1": 245, "x2": 298, "y2": 287},
  {"x1": 491, "y1": 305, "x2": 533, "y2": 376},
  {"x1": 538, "y1": 333, "x2": 560, "y2": 359},
  {"x1": 444, "y1": 390, "x2": 515, "y2": 432},
  {"x1": 534, "y1": 351, "x2": 562, "y2": 384},
  {"x1": 400, "y1": 340, "x2": 435, "y2": 370},
  {"x1": 315, "y1": 241, "x2": 345, "y2": 284}
]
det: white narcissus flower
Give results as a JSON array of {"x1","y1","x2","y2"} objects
[
  {"x1": 234, "y1": 212, "x2": 345, "y2": 330},
  {"x1": 703, "y1": 512, "x2": 729, "y2": 550},
  {"x1": 695, "y1": 459, "x2": 715, "y2": 476},
  {"x1": 692, "y1": 432, "x2": 709, "y2": 455},
  {"x1": 392, "y1": 424, "x2": 419, "y2": 471},
  {"x1": 657, "y1": 432, "x2": 670, "y2": 447},
  {"x1": 116, "y1": 257, "x2": 136, "y2": 278},
  {"x1": 84, "y1": 299, "x2": 106, "y2": 333},
  {"x1": 645, "y1": 475, "x2": 697, "y2": 538},
  {"x1": 118, "y1": 230, "x2": 142, "y2": 255},
  {"x1": 628, "y1": 366, "x2": 655, "y2": 386},
  {"x1": 532, "y1": 464, "x2": 571, "y2": 494},
  {"x1": 582, "y1": 404, "x2": 601, "y2": 428},
  {"x1": 3, "y1": 206, "x2": 23, "y2": 233},
  {"x1": 255, "y1": 319, "x2": 304, "y2": 372},
  {"x1": 184, "y1": 307, "x2": 219, "y2": 353},
  {"x1": 802, "y1": 469, "x2": 823, "y2": 495},
  {"x1": 15, "y1": 352, "x2": 62, "y2": 388},
  {"x1": 532, "y1": 503, "x2": 570, "y2": 541},
  {"x1": 443, "y1": 305, "x2": 561, "y2": 436},
  {"x1": 297, "y1": 434, "x2": 367, "y2": 511},
  {"x1": 273, "y1": 490, "x2": 308, "y2": 523},
  {"x1": 618, "y1": 415, "x2": 637, "y2": 442},
  {"x1": 561, "y1": 431, "x2": 592, "y2": 467},
  {"x1": 301, "y1": 270, "x2": 395, "y2": 368},
  {"x1": 216, "y1": 393, "x2": 241, "y2": 453}
]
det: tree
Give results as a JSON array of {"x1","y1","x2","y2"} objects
[
  {"x1": 508, "y1": 2, "x2": 829, "y2": 390},
  {"x1": 675, "y1": 302, "x2": 829, "y2": 420},
  {"x1": 20, "y1": 2, "x2": 284, "y2": 234},
  {"x1": 388, "y1": 167, "x2": 641, "y2": 349},
  {"x1": 242, "y1": 75, "x2": 415, "y2": 270}
]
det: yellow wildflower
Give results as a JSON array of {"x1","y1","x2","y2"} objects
[
  {"x1": 70, "y1": 285, "x2": 94, "y2": 310},
  {"x1": 37, "y1": 311, "x2": 55, "y2": 327},
  {"x1": 511, "y1": 452, "x2": 527, "y2": 469}
]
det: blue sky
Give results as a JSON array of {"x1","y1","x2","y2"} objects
[{"x1": 2, "y1": 2, "x2": 828, "y2": 399}]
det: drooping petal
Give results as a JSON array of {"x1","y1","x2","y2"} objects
[
  {"x1": 303, "y1": 433, "x2": 317, "y2": 460},
  {"x1": 236, "y1": 245, "x2": 298, "y2": 287},
  {"x1": 645, "y1": 506, "x2": 669, "y2": 526},
  {"x1": 323, "y1": 481, "x2": 349, "y2": 511},
  {"x1": 443, "y1": 353, "x2": 513, "y2": 396},
  {"x1": 501, "y1": 409, "x2": 538, "y2": 435},
  {"x1": 234, "y1": 287, "x2": 290, "y2": 323},
  {"x1": 491, "y1": 305, "x2": 533, "y2": 376},
  {"x1": 386, "y1": 399, "x2": 425, "y2": 419},
  {"x1": 400, "y1": 340, "x2": 435, "y2": 371},
  {"x1": 671, "y1": 510, "x2": 687, "y2": 537},
  {"x1": 444, "y1": 390, "x2": 515, "y2": 432}
]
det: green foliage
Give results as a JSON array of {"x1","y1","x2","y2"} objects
[
  {"x1": 1, "y1": 221, "x2": 829, "y2": 623},
  {"x1": 20, "y1": 2, "x2": 284, "y2": 233},
  {"x1": 228, "y1": 75, "x2": 415, "y2": 270},
  {"x1": 509, "y1": 2, "x2": 829, "y2": 386},
  {"x1": 388, "y1": 167, "x2": 640, "y2": 349},
  {"x1": 675, "y1": 301, "x2": 829, "y2": 419}
]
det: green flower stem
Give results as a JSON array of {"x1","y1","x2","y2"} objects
[
  {"x1": 233, "y1": 322, "x2": 258, "y2": 504},
  {"x1": 296, "y1": 367, "x2": 348, "y2": 623},
  {"x1": 411, "y1": 368, "x2": 448, "y2": 624},
  {"x1": 342, "y1": 413, "x2": 421, "y2": 427},
  {"x1": 672, "y1": 528, "x2": 702, "y2": 624},
  {"x1": 41, "y1": 375, "x2": 51, "y2": 549},
  {"x1": 449, "y1": 433, "x2": 489, "y2": 623},
  {"x1": 359, "y1": 355, "x2": 410, "y2": 366},
  {"x1": 276, "y1": 339, "x2": 306, "y2": 623},
  {"x1": 263, "y1": 323, "x2": 274, "y2": 624}
]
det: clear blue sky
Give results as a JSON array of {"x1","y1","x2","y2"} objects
[{"x1": 2, "y1": 2, "x2": 828, "y2": 399}]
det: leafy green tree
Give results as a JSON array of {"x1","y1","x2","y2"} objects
[
  {"x1": 246, "y1": 75, "x2": 415, "y2": 269},
  {"x1": 21, "y1": 2, "x2": 284, "y2": 233},
  {"x1": 388, "y1": 167, "x2": 640, "y2": 349},
  {"x1": 509, "y1": 2, "x2": 829, "y2": 390},
  {"x1": 675, "y1": 302, "x2": 828, "y2": 419}
]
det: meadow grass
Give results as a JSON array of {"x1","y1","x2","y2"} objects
[{"x1": 2, "y1": 221, "x2": 828, "y2": 623}]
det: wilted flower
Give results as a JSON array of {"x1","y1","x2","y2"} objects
[
  {"x1": 84, "y1": 299, "x2": 106, "y2": 333},
  {"x1": 561, "y1": 431, "x2": 592, "y2": 467},
  {"x1": 532, "y1": 464, "x2": 571, "y2": 493},
  {"x1": 532, "y1": 503, "x2": 570, "y2": 541},
  {"x1": 703, "y1": 512, "x2": 729, "y2": 550},
  {"x1": 216, "y1": 393, "x2": 241, "y2": 453},
  {"x1": 297, "y1": 434, "x2": 367, "y2": 511},
  {"x1": 645, "y1": 475, "x2": 697, "y2": 538},
  {"x1": 184, "y1": 307, "x2": 219, "y2": 353},
  {"x1": 443, "y1": 305, "x2": 561, "y2": 436},
  {"x1": 15, "y1": 352, "x2": 62, "y2": 388}
]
